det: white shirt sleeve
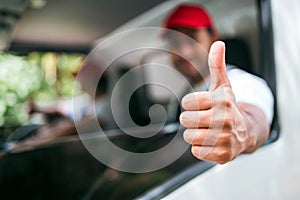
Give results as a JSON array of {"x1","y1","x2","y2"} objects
[{"x1": 227, "y1": 68, "x2": 274, "y2": 124}]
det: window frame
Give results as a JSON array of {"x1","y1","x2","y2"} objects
[{"x1": 257, "y1": 0, "x2": 280, "y2": 144}]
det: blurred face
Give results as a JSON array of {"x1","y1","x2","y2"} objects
[
  {"x1": 77, "y1": 71, "x2": 97, "y2": 97},
  {"x1": 76, "y1": 61, "x2": 102, "y2": 98},
  {"x1": 166, "y1": 27, "x2": 217, "y2": 85}
]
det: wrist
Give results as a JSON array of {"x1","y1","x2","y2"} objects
[{"x1": 240, "y1": 110, "x2": 257, "y2": 153}]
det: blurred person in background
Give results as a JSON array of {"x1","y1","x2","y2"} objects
[{"x1": 7, "y1": 58, "x2": 114, "y2": 149}]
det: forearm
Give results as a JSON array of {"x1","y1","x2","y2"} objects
[
  {"x1": 238, "y1": 102, "x2": 270, "y2": 153},
  {"x1": 22, "y1": 120, "x2": 76, "y2": 146}
]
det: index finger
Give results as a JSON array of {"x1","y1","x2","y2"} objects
[{"x1": 181, "y1": 91, "x2": 212, "y2": 111}]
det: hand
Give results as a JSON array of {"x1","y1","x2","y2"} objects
[{"x1": 180, "y1": 41, "x2": 257, "y2": 164}]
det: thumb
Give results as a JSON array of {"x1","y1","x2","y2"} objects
[{"x1": 208, "y1": 41, "x2": 231, "y2": 90}]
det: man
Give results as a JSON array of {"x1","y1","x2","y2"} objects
[{"x1": 163, "y1": 4, "x2": 274, "y2": 164}]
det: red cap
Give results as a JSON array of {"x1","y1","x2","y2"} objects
[{"x1": 164, "y1": 4, "x2": 215, "y2": 29}]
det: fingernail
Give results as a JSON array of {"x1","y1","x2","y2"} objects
[
  {"x1": 179, "y1": 112, "x2": 188, "y2": 124},
  {"x1": 182, "y1": 93, "x2": 196, "y2": 108},
  {"x1": 180, "y1": 111, "x2": 198, "y2": 128},
  {"x1": 183, "y1": 129, "x2": 196, "y2": 142}
]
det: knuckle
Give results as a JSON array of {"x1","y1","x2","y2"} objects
[
  {"x1": 183, "y1": 130, "x2": 194, "y2": 144},
  {"x1": 221, "y1": 135, "x2": 233, "y2": 148},
  {"x1": 223, "y1": 116, "x2": 234, "y2": 129},
  {"x1": 191, "y1": 146, "x2": 200, "y2": 157},
  {"x1": 222, "y1": 98, "x2": 233, "y2": 108},
  {"x1": 191, "y1": 146, "x2": 207, "y2": 159},
  {"x1": 224, "y1": 86, "x2": 234, "y2": 95},
  {"x1": 218, "y1": 149, "x2": 232, "y2": 162},
  {"x1": 179, "y1": 112, "x2": 189, "y2": 127},
  {"x1": 217, "y1": 160, "x2": 228, "y2": 165}
]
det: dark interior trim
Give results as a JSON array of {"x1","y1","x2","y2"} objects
[
  {"x1": 257, "y1": 0, "x2": 280, "y2": 144},
  {"x1": 8, "y1": 42, "x2": 91, "y2": 54},
  {"x1": 135, "y1": 162, "x2": 215, "y2": 200},
  {"x1": 257, "y1": 0, "x2": 276, "y2": 92}
]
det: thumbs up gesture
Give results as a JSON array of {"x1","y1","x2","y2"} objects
[{"x1": 180, "y1": 41, "x2": 268, "y2": 164}]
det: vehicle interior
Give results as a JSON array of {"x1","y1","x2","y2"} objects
[{"x1": 0, "y1": 0, "x2": 278, "y2": 199}]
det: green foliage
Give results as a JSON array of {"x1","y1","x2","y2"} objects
[
  {"x1": 0, "y1": 53, "x2": 42, "y2": 126},
  {"x1": 0, "y1": 52, "x2": 84, "y2": 128},
  {"x1": 28, "y1": 52, "x2": 84, "y2": 102}
]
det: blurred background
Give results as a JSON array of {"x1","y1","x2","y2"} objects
[{"x1": 0, "y1": 1, "x2": 202, "y2": 199}]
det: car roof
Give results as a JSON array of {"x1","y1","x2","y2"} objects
[{"x1": 7, "y1": 0, "x2": 168, "y2": 52}]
